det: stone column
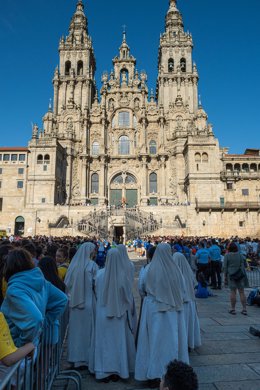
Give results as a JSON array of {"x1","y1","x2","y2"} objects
[
  {"x1": 141, "y1": 156, "x2": 148, "y2": 205},
  {"x1": 66, "y1": 152, "x2": 73, "y2": 204},
  {"x1": 63, "y1": 82, "x2": 67, "y2": 108},
  {"x1": 53, "y1": 81, "x2": 59, "y2": 115},
  {"x1": 81, "y1": 158, "x2": 87, "y2": 201},
  {"x1": 99, "y1": 156, "x2": 106, "y2": 205},
  {"x1": 160, "y1": 156, "x2": 167, "y2": 203},
  {"x1": 78, "y1": 81, "x2": 83, "y2": 109}
]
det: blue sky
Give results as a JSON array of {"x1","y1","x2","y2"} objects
[{"x1": 0, "y1": 0, "x2": 259, "y2": 153}]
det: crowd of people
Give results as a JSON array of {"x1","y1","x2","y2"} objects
[{"x1": 0, "y1": 233, "x2": 259, "y2": 389}]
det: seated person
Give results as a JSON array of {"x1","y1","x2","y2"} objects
[
  {"x1": 160, "y1": 360, "x2": 198, "y2": 390},
  {"x1": 195, "y1": 272, "x2": 213, "y2": 298},
  {"x1": 0, "y1": 312, "x2": 34, "y2": 367}
]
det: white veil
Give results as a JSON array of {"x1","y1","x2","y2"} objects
[
  {"x1": 145, "y1": 243, "x2": 185, "y2": 312},
  {"x1": 172, "y1": 252, "x2": 196, "y2": 301},
  {"x1": 65, "y1": 242, "x2": 96, "y2": 309},
  {"x1": 117, "y1": 244, "x2": 135, "y2": 285},
  {"x1": 102, "y1": 248, "x2": 132, "y2": 318}
]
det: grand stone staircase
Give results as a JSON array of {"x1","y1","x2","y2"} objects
[{"x1": 49, "y1": 207, "x2": 185, "y2": 239}]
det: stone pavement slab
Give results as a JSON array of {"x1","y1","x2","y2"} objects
[
  {"x1": 190, "y1": 353, "x2": 260, "y2": 366},
  {"x1": 55, "y1": 259, "x2": 260, "y2": 389},
  {"x1": 194, "y1": 363, "x2": 260, "y2": 384},
  {"x1": 215, "y1": 380, "x2": 260, "y2": 390}
]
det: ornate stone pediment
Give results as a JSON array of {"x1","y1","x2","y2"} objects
[{"x1": 119, "y1": 92, "x2": 130, "y2": 107}]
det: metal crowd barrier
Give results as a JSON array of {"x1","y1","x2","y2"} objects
[
  {"x1": 0, "y1": 306, "x2": 82, "y2": 390},
  {"x1": 246, "y1": 266, "x2": 260, "y2": 288}
]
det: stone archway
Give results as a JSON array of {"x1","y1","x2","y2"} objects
[
  {"x1": 14, "y1": 216, "x2": 25, "y2": 236},
  {"x1": 110, "y1": 173, "x2": 138, "y2": 208}
]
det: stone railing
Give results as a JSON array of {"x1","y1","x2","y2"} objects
[
  {"x1": 221, "y1": 171, "x2": 260, "y2": 181},
  {"x1": 48, "y1": 215, "x2": 70, "y2": 228},
  {"x1": 77, "y1": 209, "x2": 108, "y2": 238},
  {"x1": 195, "y1": 201, "x2": 260, "y2": 211}
]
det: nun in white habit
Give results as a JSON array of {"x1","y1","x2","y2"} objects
[
  {"x1": 65, "y1": 242, "x2": 99, "y2": 368},
  {"x1": 172, "y1": 252, "x2": 201, "y2": 349},
  {"x1": 117, "y1": 244, "x2": 137, "y2": 335},
  {"x1": 135, "y1": 243, "x2": 189, "y2": 383},
  {"x1": 91, "y1": 248, "x2": 136, "y2": 381}
]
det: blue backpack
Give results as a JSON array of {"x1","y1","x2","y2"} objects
[{"x1": 247, "y1": 288, "x2": 259, "y2": 306}]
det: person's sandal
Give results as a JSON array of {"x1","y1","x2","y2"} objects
[
  {"x1": 241, "y1": 310, "x2": 248, "y2": 316},
  {"x1": 228, "y1": 309, "x2": 236, "y2": 315}
]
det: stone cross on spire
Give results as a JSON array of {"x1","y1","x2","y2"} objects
[{"x1": 122, "y1": 24, "x2": 127, "y2": 42}]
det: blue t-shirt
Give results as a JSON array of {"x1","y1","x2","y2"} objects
[
  {"x1": 208, "y1": 245, "x2": 221, "y2": 261},
  {"x1": 196, "y1": 248, "x2": 209, "y2": 264}
]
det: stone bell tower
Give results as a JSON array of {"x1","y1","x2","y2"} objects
[
  {"x1": 53, "y1": 0, "x2": 96, "y2": 116},
  {"x1": 51, "y1": 0, "x2": 96, "y2": 204},
  {"x1": 27, "y1": 1, "x2": 97, "y2": 207},
  {"x1": 157, "y1": 0, "x2": 199, "y2": 113}
]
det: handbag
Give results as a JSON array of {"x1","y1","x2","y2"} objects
[{"x1": 229, "y1": 268, "x2": 245, "y2": 281}]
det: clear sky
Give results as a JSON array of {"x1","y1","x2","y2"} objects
[{"x1": 0, "y1": 0, "x2": 259, "y2": 153}]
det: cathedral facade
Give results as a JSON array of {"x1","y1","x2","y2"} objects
[{"x1": 0, "y1": 0, "x2": 260, "y2": 239}]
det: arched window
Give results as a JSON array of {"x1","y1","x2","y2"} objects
[
  {"x1": 234, "y1": 163, "x2": 241, "y2": 172},
  {"x1": 202, "y1": 153, "x2": 209, "y2": 163},
  {"x1": 118, "y1": 136, "x2": 130, "y2": 155},
  {"x1": 92, "y1": 142, "x2": 99, "y2": 156},
  {"x1": 37, "y1": 155, "x2": 43, "y2": 164},
  {"x1": 118, "y1": 111, "x2": 130, "y2": 128},
  {"x1": 242, "y1": 163, "x2": 249, "y2": 172},
  {"x1": 44, "y1": 154, "x2": 50, "y2": 164},
  {"x1": 195, "y1": 153, "x2": 201, "y2": 162},
  {"x1": 180, "y1": 58, "x2": 186, "y2": 72},
  {"x1": 125, "y1": 174, "x2": 137, "y2": 184},
  {"x1": 91, "y1": 173, "x2": 99, "y2": 194},
  {"x1": 149, "y1": 140, "x2": 157, "y2": 155},
  {"x1": 112, "y1": 174, "x2": 123, "y2": 184},
  {"x1": 226, "y1": 164, "x2": 233, "y2": 171},
  {"x1": 77, "y1": 61, "x2": 83, "y2": 75},
  {"x1": 168, "y1": 58, "x2": 174, "y2": 72},
  {"x1": 65, "y1": 61, "x2": 71, "y2": 76},
  {"x1": 149, "y1": 173, "x2": 157, "y2": 193},
  {"x1": 250, "y1": 163, "x2": 257, "y2": 172}
]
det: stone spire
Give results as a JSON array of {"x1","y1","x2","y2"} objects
[
  {"x1": 69, "y1": 0, "x2": 88, "y2": 35},
  {"x1": 119, "y1": 27, "x2": 130, "y2": 60},
  {"x1": 166, "y1": 0, "x2": 184, "y2": 33}
]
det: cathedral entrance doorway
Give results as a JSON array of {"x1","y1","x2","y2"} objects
[
  {"x1": 110, "y1": 173, "x2": 138, "y2": 208},
  {"x1": 114, "y1": 226, "x2": 124, "y2": 242},
  {"x1": 14, "y1": 216, "x2": 25, "y2": 236}
]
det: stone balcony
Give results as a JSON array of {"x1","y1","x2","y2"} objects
[
  {"x1": 195, "y1": 200, "x2": 260, "y2": 212},
  {"x1": 221, "y1": 170, "x2": 260, "y2": 181}
]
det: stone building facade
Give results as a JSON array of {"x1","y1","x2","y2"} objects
[{"x1": 0, "y1": 0, "x2": 260, "y2": 238}]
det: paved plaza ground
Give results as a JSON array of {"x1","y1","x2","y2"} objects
[{"x1": 56, "y1": 256, "x2": 260, "y2": 390}]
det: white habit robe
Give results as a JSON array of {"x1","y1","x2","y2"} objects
[
  {"x1": 135, "y1": 244, "x2": 189, "y2": 381},
  {"x1": 173, "y1": 252, "x2": 202, "y2": 349},
  {"x1": 65, "y1": 242, "x2": 99, "y2": 367},
  {"x1": 90, "y1": 249, "x2": 136, "y2": 380}
]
